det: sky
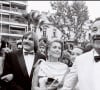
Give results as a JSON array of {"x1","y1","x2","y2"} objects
[{"x1": 27, "y1": 1, "x2": 100, "y2": 21}]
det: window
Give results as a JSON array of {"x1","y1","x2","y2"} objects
[
  {"x1": 43, "y1": 29, "x2": 46, "y2": 37},
  {"x1": 53, "y1": 29, "x2": 56, "y2": 37}
]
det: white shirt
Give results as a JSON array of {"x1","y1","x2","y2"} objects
[
  {"x1": 93, "y1": 49, "x2": 100, "y2": 90},
  {"x1": 23, "y1": 50, "x2": 35, "y2": 76}
]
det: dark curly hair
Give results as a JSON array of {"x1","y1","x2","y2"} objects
[{"x1": 0, "y1": 40, "x2": 6, "y2": 56}]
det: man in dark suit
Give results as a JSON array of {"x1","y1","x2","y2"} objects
[{"x1": 3, "y1": 31, "x2": 46, "y2": 90}]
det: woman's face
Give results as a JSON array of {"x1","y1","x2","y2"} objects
[
  {"x1": 48, "y1": 42, "x2": 62, "y2": 59},
  {"x1": 71, "y1": 48, "x2": 83, "y2": 62}
]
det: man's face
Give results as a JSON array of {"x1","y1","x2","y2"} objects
[
  {"x1": 91, "y1": 20, "x2": 100, "y2": 49},
  {"x1": 22, "y1": 34, "x2": 34, "y2": 51}
]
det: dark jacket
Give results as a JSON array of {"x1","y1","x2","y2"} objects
[{"x1": 3, "y1": 50, "x2": 46, "y2": 90}]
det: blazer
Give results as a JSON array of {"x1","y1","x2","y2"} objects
[
  {"x1": 3, "y1": 50, "x2": 46, "y2": 90},
  {"x1": 62, "y1": 49, "x2": 100, "y2": 90}
]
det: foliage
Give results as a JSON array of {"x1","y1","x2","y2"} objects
[
  {"x1": 15, "y1": 10, "x2": 41, "y2": 31},
  {"x1": 71, "y1": 1, "x2": 89, "y2": 41},
  {"x1": 49, "y1": 1, "x2": 71, "y2": 36},
  {"x1": 49, "y1": 1, "x2": 89, "y2": 42}
]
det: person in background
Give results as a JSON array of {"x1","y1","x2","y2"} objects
[
  {"x1": 3, "y1": 31, "x2": 46, "y2": 90},
  {"x1": 38, "y1": 40, "x2": 47, "y2": 57},
  {"x1": 59, "y1": 17, "x2": 100, "y2": 90},
  {"x1": 84, "y1": 43, "x2": 93, "y2": 53},
  {"x1": 16, "y1": 39, "x2": 23, "y2": 50},
  {"x1": 0, "y1": 36, "x2": 13, "y2": 90},
  {"x1": 31, "y1": 40, "x2": 69, "y2": 90},
  {"x1": 2, "y1": 41, "x2": 12, "y2": 53},
  {"x1": 61, "y1": 50, "x2": 72, "y2": 67},
  {"x1": 71, "y1": 46, "x2": 84, "y2": 64},
  {"x1": 70, "y1": 46, "x2": 84, "y2": 90}
]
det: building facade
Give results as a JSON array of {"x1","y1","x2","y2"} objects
[
  {"x1": 36, "y1": 23, "x2": 63, "y2": 41},
  {"x1": 0, "y1": 1, "x2": 28, "y2": 48}
]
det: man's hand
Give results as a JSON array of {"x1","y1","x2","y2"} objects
[{"x1": 1, "y1": 74, "x2": 13, "y2": 82}]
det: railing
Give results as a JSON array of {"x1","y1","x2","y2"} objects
[
  {"x1": 2, "y1": 18, "x2": 9, "y2": 22},
  {"x1": 2, "y1": 6, "x2": 10, "y2": 10},
  {"x1": 2, "y1": 29, "x2": 9, "y2": 33},
  {"x1": 10, "y1": 19, "x2": 18, "y2": 23},
  {"x1": 0, "y1": 5, "x2": 1, "y2": 9},
  {"x1": 1, "y1": 6, "x2": 26, "y2": 14},
  {"x1": 18, "y1": 9, "x2": 26, "y2": 13},
  {"x1": 0, "y1": 18, "x2": 27, "y2": 27},
  {"x1": 11, "y1": 8, "x2": 26, "y2": 13},
  {"x1": 10, "y1": 30, "x2": 25, "y2": 34},
  {"x1": 10, "y1": 1, "x2": 27, "y2": 5},
  {"x1": 10, "y1": 18, "x2": 27, "y2": 24},
  {"x1": 11, "y1": 8, "x2": 17, "y2": 12},
  {"x1": 0, "y1": 1, "x2": 10, "y2": 5}
]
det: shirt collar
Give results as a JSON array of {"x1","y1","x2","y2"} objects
[
  {"x1": 23, "y1": 49, "x2": 35, "y2": 55},
  {"x1": 93, "y1": 49, "x2": 99, "y2": 56}
]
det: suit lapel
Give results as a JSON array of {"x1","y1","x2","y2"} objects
[
  {"x1": 17, "y1": 50, "x2": 29, "y2": 78},
  {"x1": 33, "y1": 53, "x2": 38, "y2": 65},
  {"x1": 16, "y1": 51, "x2": 38, "y2": 80}
]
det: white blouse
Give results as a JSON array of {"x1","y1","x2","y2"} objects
[{"x1": 38, "y1": 61, "x2": 69, "y2": 82}]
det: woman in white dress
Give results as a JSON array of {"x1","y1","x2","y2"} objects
[{"x1": 31, "y1": 40, "x2": 69, "y2": 90}]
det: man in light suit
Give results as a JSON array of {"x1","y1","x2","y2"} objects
[
  {"x1": 3, "y1": 31, "x2": 46, "y2": 90},
  {"x1": 59, "y1": 17, "x2": 100, "y2": 90}
]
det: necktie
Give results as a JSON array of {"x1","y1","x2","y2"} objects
[
  {"x1": 94, "y1": 56, "x2": 100, "y2": 62},
  {"x1": 24, "y1": 51, "x2": 34, "y2": 55}
]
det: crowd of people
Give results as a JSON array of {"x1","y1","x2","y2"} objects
[{"x1": 0, "y1": 17, "x2": 100, "y2": 90}]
